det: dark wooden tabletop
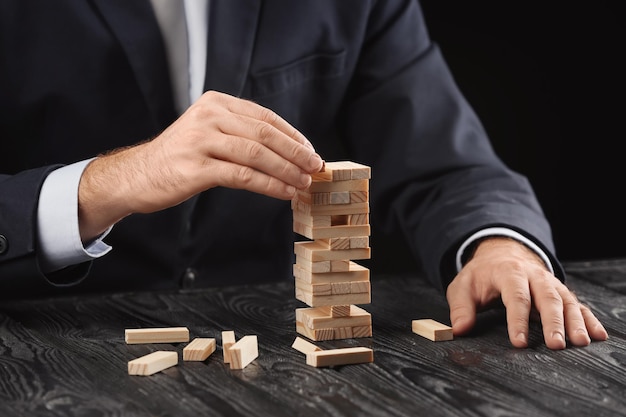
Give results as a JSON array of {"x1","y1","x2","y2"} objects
[{"x1": 1, "y1": 259, "x2": 625, "y2": 417}]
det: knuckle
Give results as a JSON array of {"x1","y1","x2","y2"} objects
[
  {"x1": 254, "y1": 121, "x2": 274, "y2": 143},
  {"x1": 258, "y1": 107, "x2": 279, "y2": 125},
  {"x1": 243, "y1": 140, "x2": 264, "y2": 161},
  {"x1": 236, "y1": 165, "x2": 255, "y2": 186}
]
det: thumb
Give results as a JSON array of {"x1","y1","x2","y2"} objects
[{"x1": 446, "y1": 280, "x2": 478, "y2": 336}]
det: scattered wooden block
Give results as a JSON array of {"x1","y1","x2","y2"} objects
[
  {"x1": 222, "y1": 330, "x2": 236, "y2": 363},
  {"x1": 291, "y1": 337, "x2": 322, "y2": 354},
  {"x1": 305, "y1": 347, "x2": 373, "y2": 367},
  {"x1": 128, "y1": 351, "x2": 178, "y2": 376},
  {"x1": 183, "y1": 338, "x2": 216, "y2": 361},
  {"x1": 125, "y1": 327, "x2": 189, "y2": 344},
  {"x1": 229, "y1": 335, "x2": 258, "y2": 370},
  {"x1": 411, "y1": 319, "x2": 453, "y2": 342}
]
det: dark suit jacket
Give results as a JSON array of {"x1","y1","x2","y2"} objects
[{"x1": 0, "y1": 0, "x2": 563, "y2": 298}]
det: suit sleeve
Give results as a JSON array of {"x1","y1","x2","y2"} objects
[
  {"x1": 0, "y1": 167, "x2": 90, "y2": 298},
  {"x1": 339, "y1": 0, "x2": 564, "y2": 291}
]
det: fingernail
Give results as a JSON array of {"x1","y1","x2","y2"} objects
[
  {"x1": 552, "y1": 332, "x2": 565, "y2": 345},
  {"x1": 516, "y1": 332, "x2": 527, "y2": 345},
  {"x1": 309, "y1": 153, "x2": 322, "y2": 170}
]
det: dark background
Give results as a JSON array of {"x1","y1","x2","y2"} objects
[
  {"x1": 420, "y1": 2, "x2": 625, "y2": 263},
  {"x1": 370, "y1": 2, "x2": 625, "y2": 274}
]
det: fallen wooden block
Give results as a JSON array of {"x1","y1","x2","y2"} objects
[
  {"x1": 183, "y1": 338, "x2": 216, "y2": 361},
  {"x1": 128, "y1": 351, "x2": 178, "y2": 376},
  {"x1": 411, "y1": 319, "x2": 453, "y2": 342},
  {"x1": 222, "y1": 330, "x2": 236, "y2": 364},
  {"x1": 229, "y1": 335, "x2": 258, "y2": 370},
  {"x1": 291, "y1": 337, "x2": 322, "y2": 354},
  {"x1": 305, "y1": 347, "x2": 373, "y2": 367},
  {"x1": 125, "y1": 327, "x2": 189, "y2": 344}
]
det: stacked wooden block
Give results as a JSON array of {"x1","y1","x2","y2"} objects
[{"x1": 292, "y1": 161, "x2": 373, "y2": 341}]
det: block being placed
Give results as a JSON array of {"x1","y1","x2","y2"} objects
[
  {"x1": 125, "y1": 327, "x2": 189, "y2": 344},
  {"x1": 183, "y1": 338, "x2": 216, "y2": 361},
  {"x1": 128, "y1": 351, "x2": 178, "y2": 376},
  {"x1": 411, "y1": 319, "x2": 453, "y2": 342}
]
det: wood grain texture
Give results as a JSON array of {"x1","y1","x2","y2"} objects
[{"x1": 0, "y1": 262, "x2": 625, "y2": 416}]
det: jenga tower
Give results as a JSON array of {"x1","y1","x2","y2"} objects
[{"x1": 292, "y1": 161, "x2": 373, "y2": 341}]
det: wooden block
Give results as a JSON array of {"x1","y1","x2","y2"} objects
[
  {"x1": 411, "y1": 319, "x2": 453, "y2": 342},
  {"x1": 305, "y1": 347, "x2": 373, "y2": 367},
  {"x1": 291, "y1": 337, "x2": 322, "y2": 354},
  {"x1": 331, "y1": 305, "x2": 351, "y2": 317},
  {"x1": 293, "y1": 262, "x2": 370, "y2": 284},
  {"x1": 125, "y1": 327, "x2": 189, "y2": 344},
  {"x1": 293, "y1": 220, "x2": 370, "y2": 240},
  {"x1": 350, "y1": 191, "x2": 368, "y2": 203},
  {"x1": 292, "y1": 211, "x2": 331, "y2": 227},
  {"x1": 128, "y1": 351, "x2": 178, "y2": 376},
  {"x1": 333, "y1": 327, "x2": 353, "y2": 339},
  {"x1": 323, "y1": 237, "x2": 351, "y2": 250},
  {"x1": 296, "y1": 322, "x2": 335, "y2": 341},
  {"x1": 295, "y1": 257, "x2": 331, "y2": 273},
  {"x1": 222, "y1": 330, "x2": 236, "y2": 363},
  {"x1": 330, "y1": 191, "x2": 350, "y2": 204},
  {"x1": 183, "y1": 338, "x2": 216, "y2": 361},
  {"x1": 330, "y1": 281, "x2": 352, "y2": 295},
  {"x1": 352, "y1": 325, "x2": 373, "y2": 338},
  {"x1": 295, "y1": 240, "x2": 371, "y2": 262},
  {"x1": 307, "y1": 179, "x2": 369, "y2": 193},
  {"x1": 229, "y1": 335, "x2": 258, "y2": 370},
  {"x1": 330, "y1": 260, "x2": 351, "y2": 272},
  {"x1": 296, "y1": 280, "x2": 332, "y2": 296},
  {"x1": 349, "y1": 236, "x2": 369, "y2": 248},
  {"x1": 349, "y1": 213, "x2": 369, "y2": 225},
  {"x1": 311, "y1": 161, "x2": 371, "y2": 182},
  {"x1": 295, "y1": 287, "x2": 371, "y2": 307},
  {"x1": 293, "y1": 198, "x2": 369, "y2": 216},
  {"x1": 296, "y1": 305, "x2": 372, "y2": 329}
]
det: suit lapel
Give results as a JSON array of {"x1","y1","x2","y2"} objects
[
  {"x1": 91, "y1": 0, "x2": 177, "y2": 129},
  {"x1": 205, "y1": 0, "x2": 262, "y2": 97}
]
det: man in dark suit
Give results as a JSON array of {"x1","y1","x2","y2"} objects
[{"x1": 0, "y1": 0, "x2": 607, "y2": 349}]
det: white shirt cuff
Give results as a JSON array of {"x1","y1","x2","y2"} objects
[
  {"x1": 37, "y1": 159, "x2": 112, "y2": 273},
  {"x1": 456, "y1": 227, "x2": 554, "y2": 275}
]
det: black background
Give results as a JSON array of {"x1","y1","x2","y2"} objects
[{"x1": 420, "y1": 2, "x2": 625, "y2": 262}]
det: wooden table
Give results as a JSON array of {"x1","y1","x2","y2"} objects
[{"x1": 1, "y1": 259, "x2": 625, "y2": 417}]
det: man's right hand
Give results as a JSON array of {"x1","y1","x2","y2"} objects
[{"x1": 77, "y1": 90, "x2": 324, "y2": 243}]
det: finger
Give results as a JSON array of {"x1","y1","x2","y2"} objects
[
  {"x1": 205, "y1": 132, "x2": 315, "y2": 190},
  {"x1": 499, "y1": 273, "x2": 532, "y2": 348},
  {"x1": 529, "y1": 274, "x2": 566, "y2": 350},
  {"x1": 213, "y1": 91, "x2": 317, "y2": 151},
  {"x1": 446, "y1": 276, "x2": 478, "y2": 336},
  {"x1": 203, "y1": 158, "x2": 299, "y2": 200},
  {"x1": 559, "y1": 287, "x2": 591, "y2": 346},
  {"x1": 580, "y1": 303, "x2": 609, "y2": 341},
  {"x1": 220, "y1": 113, "x2": 323, "y2": 173}
]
